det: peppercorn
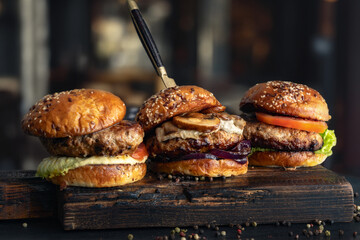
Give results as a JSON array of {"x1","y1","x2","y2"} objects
[
  {"x1": 306, "y1": 224, "x2": 311, "y2": 229},
  {"x1": 128, "y1": 234, "x2": 134, "y2": 240},
  {"x1": 180, "y1": 237, "x2": 186, "y2": 240},
  {"x1": 170, "y1": 230, "x2": 175, "y2": 235},
  {"x1": 319, "y1": 225, "x2": 324, "y2": 231},
  {"x1": 295, "y1": 234, "x2": 299, "y2": 239},
  {"x1": 251, "y1": 222, "x2": 257, "y2": 227},
  {"x1": 245, "y1": 222, "x2": 250, "y2": 227},
  {"x1": 200, "y1": 176, "x2": 205, "y2": 181},
  {"x1": 308, "y1": 231, "x2": 313, "y2": 236},
  {"x1": 209, "y1": 177, "x2": 213, "y2": 182},
  {"x1": 339, "y1": 230, "x2": 344, "y2": 236},
  {"x1": 164, "y1": 236, "x2": 169, "y2": 240},
  {"x1": 215, "y1": 226, "x2": 219, "y2": 231},
  {"x1": 195, "y1": 177, "x2": 199, "y2": 181},
  {"x1": 221, "y1": 231, "x2": 226, "y2": 236},
  {"x1": 22, "y1": 222, "x2": 28, "y2": 228},
  {"x1": 325, "y1": 230, "x2": 330, "y2": 237},
  {"x1": 194, "y1": 234, "x2": 200, "y2": 240},
  {"x1": 188, "y1": 235, "x2": 193, "y2": 239},
  {"x1": 193, "y1": 225, "x2": 199, "y2": 230},
  {"x1": 175, "y1": 227, "x2": 181, "y2": 233},
  {"x1": 168, "y1": 174, "x2": 173, "y2": 180}
]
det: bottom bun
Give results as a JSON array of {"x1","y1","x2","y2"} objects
[
  {"x1": 152, "y1": 159, "x2": 248, "y2": 177},
  {"x1": 249, "y1": 151, "x2": 327, "y2": 168},
  {"x1": 50, "y1": 163, "x2": 146, "y2": 188}
]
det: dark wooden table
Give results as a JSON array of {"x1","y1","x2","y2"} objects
[{"x1": 1, "y1": 176, "x2": 360, "y2": 240}]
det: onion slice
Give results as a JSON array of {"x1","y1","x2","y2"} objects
[{"x1": 178, "y1": 153, "x2": 217, "y2": 161}]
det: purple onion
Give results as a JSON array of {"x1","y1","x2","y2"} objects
[
  {"x1": 178, "y1": 153, "x2": 217, "y2": 161},
  {"x1": 233, "y1": 157, "x2": 248, "y2": 164},
  {"x1": 209, "y1": 149, "x2": 248, "y2": 160},
  {"x1": 231, "y1": 140, "x2": 251, "y2": 155}
]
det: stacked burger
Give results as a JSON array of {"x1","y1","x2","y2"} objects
[
  {"x1": 22, "y1": 89, "x2": 148, "y2": 188},
  {"x1": 136, "y1": 85, "x2": 251, "y2": 177},
  {"x1": 240, "y1": 81, "x2": 336, "y2": 168}
]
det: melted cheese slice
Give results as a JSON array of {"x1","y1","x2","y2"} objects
[
  {"x1": 156, "y1": 119, "x2": 243, "y2": 142},
  {"x1": 36, "y1": 155, "x2": 147, "y2": 178}
]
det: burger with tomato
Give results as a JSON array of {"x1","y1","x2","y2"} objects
[
  {"x1": 240, "y1": 81, "x2": 336, "y2": 167},
  {"x1": 22, "y1": 89, "x2": 148, "y2": 188}
]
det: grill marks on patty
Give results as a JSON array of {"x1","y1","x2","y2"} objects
[
  {"x1": 41, "y1": 121, "x2": 144, "y2": 157},
  {"x1": 244, "y1": 120, "x2": 323, "y2": 151}
]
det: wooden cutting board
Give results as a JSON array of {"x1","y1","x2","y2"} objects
[{"x1": 0, "y1": 166, "x2": 354, "y2": 230}]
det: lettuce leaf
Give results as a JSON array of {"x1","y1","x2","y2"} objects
[
  {"x1": 314, "y1": 129, "x2": 337, "y2": 156},
  {"x1": 250, "y1": 129, "x2": 336, "y2": 156}
]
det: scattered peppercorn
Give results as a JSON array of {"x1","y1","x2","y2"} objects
[
  {"x1": 319, "y1": 225, "x2": 324, "y2": 231},
  {"x1": 193, "y1": 225, "x2": 199, "y2": 230},
  {"x1": 308, "y1": 230, "x2": 313, "y2": 236},
  {"x1": 245, "y1": 222, "x2": 250, "y2": 227},
  {"x1": 200, "y1": 176, "x2": 205, "y2": 181},
  {"x1": 164, "y1": 236, "x2": 168, "y2": 240},
  {"x1": 325, "y1": 230, "x2": 331, "y2": 237},
  {"x1": 180, "y1": 237, "x2": 186, "y2": 240},
  {"x1": 221, "y1": 231, "x2": 226, "y2": 236},
  {"x1": 170, "y1": 230, "x2": 175, "y2": 235},
  {"x1": 295, "y1": 234, "x2": 299, "y2": 239},
  {"x1": 195, "y1": 177, "x2": 199, "y2": 181},
  {"x1": 339, "y1": 230, "x2": 344, "y2": 236},
  {"x1": 236, "y1": 235, "x2": 241, "y2": 239},
  {"x1": 175, "y1": 227, "x2": 181, "y2": 233},
  {"x1": 168, "y1": 174, "x2": 173, "y2": 179},
  {"x1": 188, "y1": 235, "x2": 193, "y2": 239},
  {"x1": 128, "y1": 234, "x2": 134, "y2": 240},
  {"x1": 251, "y1": 222, "x2": 257, "y2": 227},
  {"x1": 209, "y1": 177, "x2": 213, "y2": 182},
  {"x1": 306, "y1": 224, "x2": 311, "y2": 229},
  {"x1": 22, "y1": 222, "x2": 28, "y2": 228},
  {"x1": 194, "y1": 234, "x2": 200, "y2": 240}
]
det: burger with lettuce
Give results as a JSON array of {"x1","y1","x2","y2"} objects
[
  {"x1": 240, "y1": 81, "x2": 336, "y2": 168},
  {"x1": 22, "y1": 89, "x2": 148, "y2": 188}
]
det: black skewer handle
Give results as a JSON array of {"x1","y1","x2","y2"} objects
[{"x1": 129, "y1": 8, "x2": 164, "y2": 75}]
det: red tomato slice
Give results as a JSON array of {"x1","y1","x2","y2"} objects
[
  {"x1": 130, "y1": 143, "x2": 148, "y2": 160},
  {"x1": 255, "y1": 112, "x2": 328, "y2": 133}
]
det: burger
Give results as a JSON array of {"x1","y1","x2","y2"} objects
[
  {"x1": 136, "y1": 85, "x2": 250, "y2": 177},
  {"x1": 22, "y1": 89, "x2": 148, "y2": 188},
  {"x1": 239, "y1": 81, "x2": 336, "y2": 168}
]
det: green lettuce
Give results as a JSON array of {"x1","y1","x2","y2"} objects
[
  {"x1": 314, "y1": 129, "x2": 337, "y2": 156},
  {"x1": 250, "y1": 129, "x2": 336, "y2": 156}
]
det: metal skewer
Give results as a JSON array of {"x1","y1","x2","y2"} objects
[{"x1": 127, "y1": 0, "x2": 177, "y2": 88}]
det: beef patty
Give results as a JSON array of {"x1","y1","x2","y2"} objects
[
  {"x1": 146, "y1": 129, "x2": 243, "y2": 159},
  {"x1": 41, "y1": 120, "x2": 144, "y2": 157},
  {"x1": 244, "y1": 120, "x2": 323, "y2": 151}
]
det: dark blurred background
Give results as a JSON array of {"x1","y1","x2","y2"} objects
[{"x1": 0, "y1": 0, "x2": 359, "y2": 176}]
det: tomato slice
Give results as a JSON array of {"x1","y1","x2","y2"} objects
[
  {"x1": 130, "y1": 143, "x2": 148, "y2": 160},
  {"x1": 255, "y1": 112, "x2": 328, "y2": 133}
]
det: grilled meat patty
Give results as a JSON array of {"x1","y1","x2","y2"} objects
[
  {"x1": 41, "y1": 120, "x2": 144, "y2": 157},
  {"x1": 244, "y1": 120, "x2": 323, "y2": 151},
  {"x1": 147, "y1": 128, "x2": 244, "y2": 159}
]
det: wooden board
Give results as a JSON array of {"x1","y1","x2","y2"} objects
[
  {"x1": 58, "y1": 166, "x2": 354, "y2": 230},
  {"x1": 0, "y1": 171, "x2": 56, "y2": 219}
]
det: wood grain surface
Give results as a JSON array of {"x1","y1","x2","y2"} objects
[
  {"x1": 56, "y1": 166, "x2": 354, "y2": 230},
  {"x1": 0, "y1": 171, "x2": 56, "y2": 220}
]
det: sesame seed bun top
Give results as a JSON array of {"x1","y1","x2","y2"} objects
[
  {"x1": 136, "y1": 85, "x2": 225, "y2": 132},
  {"x1": 22, "y1": 89, "x2": 126, "y2": 138},
  {"x1": 240, "y1": 81, "x2": 331, "y2": 121}
]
